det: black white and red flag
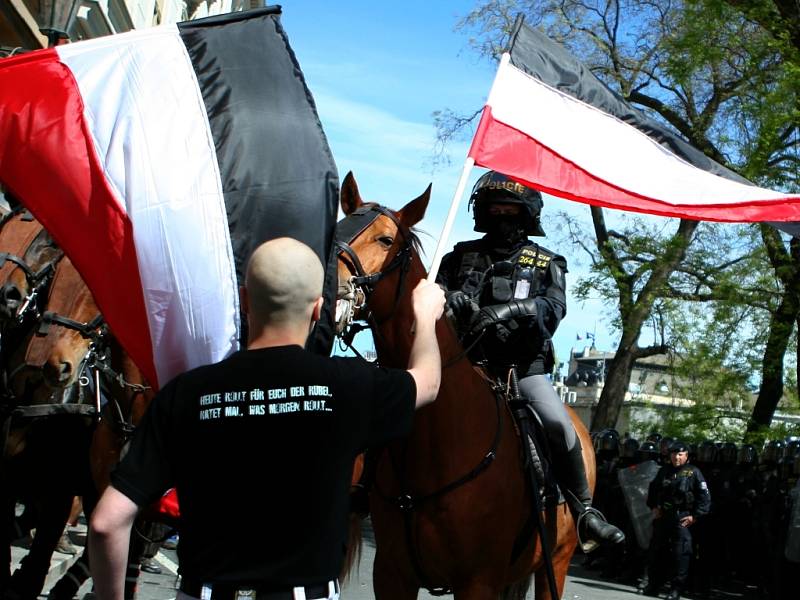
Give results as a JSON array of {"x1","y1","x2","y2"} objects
[
  {"x1": 468, "y1": 20, "x2": 800, "y2": 234},
  {"x1": 0, "y1": 7, "x2": 339, "y2": 388}
]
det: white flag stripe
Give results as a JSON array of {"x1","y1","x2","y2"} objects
[
  {"x1": 488, "y1": 61, "x2": 792, "y2": 206},
  {"x1": 58, "y1": 27, "x2": 240, "y2": 385}
]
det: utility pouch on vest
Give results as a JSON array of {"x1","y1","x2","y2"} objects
[
  {"x1": 491, "y1": 278, "x2": 513, "y2": 303},
  {"x1": 488, "y1": 260, "x2": 515, "y2": 303},
  {"x1": 458, "y1": 251, "x2": 490, "y2": 298}
]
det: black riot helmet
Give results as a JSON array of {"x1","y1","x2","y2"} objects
[
  {"x1": 620, "y1": 438, "x2": 640, "y2": 459},
  {"x1": 636, "y1": 440, "x2": 660, "y2": 463},
  {"x1": 785, "y1": 438, "x2": 800, "y2": 459},
  {"x1": 469, "y1": 171, "x2": 545, "y2": 236},
  {"x1": 737, "y1": 444, "x2": 758, "y2": 465},
  {"x1": 718, "y1": 442, "x2": 738, "y2": 465},
  {"x1": 779, "y1": 456, "x2": 795, "y2": 481},
  {"x1": 597, "y1": 430, "x2": 620, "y2": 456},
  {"x1": 646, "y1": 431, "x2": 662, "y2": 444},
  {"x1": 762, "y1": 440, "x2": 786, "y2": 464},
  {"x1": 697, "y1": 440, "x2": 716, "y2": 464}
]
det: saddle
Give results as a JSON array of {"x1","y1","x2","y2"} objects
[{"x1": 477, "y1": 365, "x2": 565, "y2": 564}]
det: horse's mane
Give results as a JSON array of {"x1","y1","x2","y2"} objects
[{"x1": 406, "y1": 226, "x2": 424, "y2": 257}]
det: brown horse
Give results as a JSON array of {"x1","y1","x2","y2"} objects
[
  {"x1": 336, "y1": 173, "x2": 593, "y2": 599},
  {"x1": 3, "y1": 255, "x2": 154, "y2": 600},
  {"x1": 0, "y1": 244, "x2": 93, "y2": 600},
  {"x1": 0, "y1": 208, "x2": 62, "y2": 327}
]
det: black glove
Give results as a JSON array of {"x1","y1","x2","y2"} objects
[
  {"x1": 445, "y1": 291, "x2": 478, "y2": 318},
  {"x1": 469, "y1": 298, "x2": 538, "y2": 337}
]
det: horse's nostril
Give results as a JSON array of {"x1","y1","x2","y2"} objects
[{"x1": 43, "y1": 360, "x2": 74, "y2": 385}]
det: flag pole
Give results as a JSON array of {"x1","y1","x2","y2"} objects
[
  {"x1": 426, "y1": 156, "x2": 474, "y2": 282},
  {"x1": 426, "y1": 52, "x2": 511, "y2": 283}
]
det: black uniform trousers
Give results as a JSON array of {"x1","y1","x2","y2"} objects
[{"x1": 647, "y1": 514, "x2": 693, "y2": 590}]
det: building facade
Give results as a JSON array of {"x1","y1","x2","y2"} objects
[
  {"x1": 561, "y1": 344, "x2": 800, "y2": 435},
  {"x1": 1, "y1": 1, "x2": 259, "y2": 55}
]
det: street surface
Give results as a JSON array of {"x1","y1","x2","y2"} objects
[{"x1": 14, "y1": 518, "x2": 750, "y2": 600}]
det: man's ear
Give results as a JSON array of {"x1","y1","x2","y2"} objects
[
  {"x1": 240, "y1": 286, "x2": 249, "y2": 315},
  {"x1": 311, "y1": 297, "x2": 324, "y2": 323}
]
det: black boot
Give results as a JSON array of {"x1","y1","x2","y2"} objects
[{"x1": 557, "y1": 443, "x2": 626, "y2": 552}]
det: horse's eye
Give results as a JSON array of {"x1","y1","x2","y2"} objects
[{"x1": 377, "y1": 236, "x2": 394, "y2": 247}]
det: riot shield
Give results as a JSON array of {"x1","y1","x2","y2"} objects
[
  {"x1": 785, "y1": 479, "x2": 800, "y2": 563},
  {"x1": 618, "y1": 459, "x2": 661, "y2": 550}
]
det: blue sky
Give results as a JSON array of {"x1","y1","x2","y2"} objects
[{"x1": 280, "y1": 1, "x2": 614, "y2": 366}]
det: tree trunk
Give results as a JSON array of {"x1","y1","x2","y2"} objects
[
  {"x1": 588, "y1": 212, "x2": 697, "y2": 432},
  {"x1": 747, "y1": 293, "x2": 798, "y2": 431},
  {"x1": 591, "y1": 346, "x2": 636, "y2": 431}
]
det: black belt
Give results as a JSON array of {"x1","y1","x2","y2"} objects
[{"x1": 180, "y1": 579, "x2": 339, "y2": 600}]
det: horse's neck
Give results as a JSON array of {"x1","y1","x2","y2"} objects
[{"x1": 374, "y1": 264, "x2": 483, "y2": 397}]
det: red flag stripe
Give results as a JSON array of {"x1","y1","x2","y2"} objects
[{"x1": 0, "y1": 49, "x2": 157, "y2": 384}]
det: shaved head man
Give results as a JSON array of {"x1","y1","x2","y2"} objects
[
  {"x1": 90, "y1": 238, "x2": 444, "y2": 600},
  {"x1": 243, "y1": 237, "x2": 324, "y2": 332}
]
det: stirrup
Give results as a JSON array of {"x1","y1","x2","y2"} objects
[{"x1": 575, "y1": 506, "x2": 607, "y2": 553}]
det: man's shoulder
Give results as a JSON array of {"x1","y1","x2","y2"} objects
[
  {"x1": 523, "y1": 242, "x2": 567, "y2": 268},
  {"x1": 687, "y1": 464, "x2": 706, "y2": 477},
  {"x1": 445, "y1": 238, "x2": 486, "y2": 259}
]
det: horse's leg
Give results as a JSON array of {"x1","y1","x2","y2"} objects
[
  {"x1": 9, "y1": 493, "x2": 73, "y2": 600},
  {"x1": 46, "y1": 469, "x2": 100, "y2": 600},
  {"x1": 452, "y1": 579, "x2": 504, "y2": 600},
  {"x1": 372, "y1": 549, "x2": 419, "y2": 600},
  {"x1": 0, "y1": 489, "x2": 16, "y2": 595},
  {"x1": 534, "y1": 539, "x2": 575, "y2": 600}
]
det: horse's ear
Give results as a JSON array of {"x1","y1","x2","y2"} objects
[
  {"x1": 399, "y1": 184, "x2": 431, "y2": 228},
  {"x1": 340, "y1": 172, "x2": 363, "y2": 216}
]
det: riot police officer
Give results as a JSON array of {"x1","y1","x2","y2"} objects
[
  {"x1": 640, "y1": 441, "x2": 711, "y2": 600},
  {"x1": 437, "y1": 171, "x2": 624, "y2": 550}
]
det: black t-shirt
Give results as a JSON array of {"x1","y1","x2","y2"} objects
[{"x1": 111, "y1": 345, "x2": 415, "y2": 587}]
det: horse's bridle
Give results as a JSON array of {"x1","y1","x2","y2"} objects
[
  {"x1": 0, "y1": 209, "x2": 64, "y2": 325},
  {"x1": 35, "y1": 311, "x2": 146, "y2": 438},
  {"x1": 2, "y1": 307, "x2": 146, "y2": 452},
  {"x1": 334, "y1": 203, "x2": 415, "y2": 338}
]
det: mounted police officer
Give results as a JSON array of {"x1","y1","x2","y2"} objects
[
  {"x1": 436, "y1": 171, "x2": 624, "y2": 550},
  {"x1": 640, "y1": 441, "x2": 711, "y2": 600}
]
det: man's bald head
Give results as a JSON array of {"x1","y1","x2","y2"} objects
[{"x1": 245, "y1": 238, "x2": 324, "y2": 327}]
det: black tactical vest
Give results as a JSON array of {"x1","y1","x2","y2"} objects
[{"x1": 447, "y1": 239, "x2": 558, "y2": 373}]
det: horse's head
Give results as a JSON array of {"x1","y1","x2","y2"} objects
[
  {"x1": 335, "y1": 172, "x2": 431, "y2": 331},
  {"x1": 0, "y1": 210, "x2": 62, "y2": 325},
  {"x1": 9, "y1": 257, "x2": 105, "y2": 399}
]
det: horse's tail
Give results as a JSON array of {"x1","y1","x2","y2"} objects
[
  {"x1": 340, "y1": 513, "x2": 363, "y2": 584},
  {"x1": 501, "y1": 575, "x2": 532, "y2": 600}
]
